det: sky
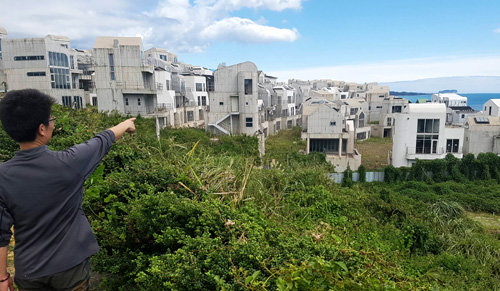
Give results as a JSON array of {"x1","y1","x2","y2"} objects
[{"x1": 1, "y1": 0, "x2": 500, "y2": 83}]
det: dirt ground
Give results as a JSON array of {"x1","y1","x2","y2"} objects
[{"x1": 355, "y1": 137, "x2": 393, "y2": 170}]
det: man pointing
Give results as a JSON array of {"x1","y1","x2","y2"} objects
[{"x1": 0, "y1": 89, "x2": 136, "y2": 290}]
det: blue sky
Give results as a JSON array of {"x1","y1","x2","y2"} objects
[{"x1": 1, "y1": 0, "x2": 500, "y2": 82}]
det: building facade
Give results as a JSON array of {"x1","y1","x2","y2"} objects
[{"x1": 392, "y1": 103, "x2": 464, "y2": 167}]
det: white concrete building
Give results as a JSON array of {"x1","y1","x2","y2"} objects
[
  {"x1": 392, "y1": 103, "x2": 464, "y2": 167},
  {"x1": 432, "y1": 93, "x2": 467, "y2": 107},
  {"x1": 207, "y1": 62, "x2": 262, "y2": 135},
  {"x1": 431, "y1": 92, "x2": 479, "y2": 125},
  {"x1": 483, "y1": 99, "x2": 500, "y2": 117},
  {"x1": 301, "y1": 98, "x2": 361, "y2": 171},
  {"x1": 145, "y1": 47, "x2": 178, "y2": 64},
  {"x1": 93, "y1": 36, "x2": 156, "y2": 115},
  {"x1": 370, "y1": 96, "x2": 409, "y2": 138},
  {"x1": 463, "y1": 116, "x2": 500, "y2": 156},
  {"x1": 0, "y1": 29, "x2": 85, "y2": 107},
  {"x1": 364, "y1": 85, "x2": 391, "y2": 122}
]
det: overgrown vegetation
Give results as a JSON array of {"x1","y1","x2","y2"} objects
[{"x1": 1, "y1": 105, "x2": 499, "y2": 290}]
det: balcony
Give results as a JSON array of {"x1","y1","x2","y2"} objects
[
  {"x1": 406, "y1": 146, "x2": 448, "y2": 160},
  {"x1": 157, "y1": 103, "x2": 173, "y2": 111}
]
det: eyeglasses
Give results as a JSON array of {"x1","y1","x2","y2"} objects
[{"x1": 47, "y1": 117, "x2": 57, "y2": 123}]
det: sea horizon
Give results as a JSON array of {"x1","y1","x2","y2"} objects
[{"x1": 393, "y1": 93, "x2": 499, "y2": 111}]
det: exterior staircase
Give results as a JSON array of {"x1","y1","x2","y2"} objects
[{"x1": 209, "y1": 114, "x2": 232, "y2": 135}]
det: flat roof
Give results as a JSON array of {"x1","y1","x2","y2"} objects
[{"x1": 94, "y1": 36, "x2": 142, "y2": 48}]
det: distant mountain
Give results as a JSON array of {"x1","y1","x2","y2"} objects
[{"x1": 381, "y1": 76, "x2": 500, "y2": 93}]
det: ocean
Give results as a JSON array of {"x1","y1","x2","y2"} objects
[{"x1": 393, "y1": 93, "x2": 500, "y2": 111}]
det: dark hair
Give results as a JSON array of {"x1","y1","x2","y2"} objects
[{"x1": 0, "y1": 89, "x2": 55, "y2": 142}]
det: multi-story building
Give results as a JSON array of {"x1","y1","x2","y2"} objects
[
  {"x1": 93, "y1": 37, "x2": 207, "y2": 127},
  {"x1": 364, "y1": 84, "x2": 391, "y2": 122},
  {"x1": 301, "y1": 98, "x2": 361, "y2": 171},
  {"x1": 0, "y1": 28, "x2": 85, "y2": 107},
  {"x1": 392, "y1": 103, "x2": 464, "y2": 167},
  {"x1": 93, "y1": 36, "x2": 156, "y2": 115},
  {"x1": 370, "y1": 96, "x2": 409, "y2": 138},
  {"x1": 207, "y1": 62, "x2": 262, "y2": 135},
  {"x1": 431, "y1": 92, "x2": 479, "y2": 125}
]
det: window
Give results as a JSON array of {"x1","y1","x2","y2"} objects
[
  {"x1": 310, "y1": 138, "x2": 339, "y2": 154},
  {"x1": 160, "y1": 54, "x2": 168, "y2": 61},
  {"x1": 287, "y1": 120, "x2": 293, "y2": 129},
  {"x1": 376, "y1": 106, "x2": 382, "y2": 108},
  {"x1": 275, "y1": 121, "x2": 280, "y2": 131},
  {"x1": 166, "y1": 80, "x2": 170, "y2": 90},
  {"x1": 461, "y1": 114, "x2": 465, "y2": 118},
  {"x1": 219, "y1": 102, "x2": 224, "y2": 106},
  {"x1": 125, "y1": 98, "x2": 129, "y2": 106},
  {"x1": 350, "y1": 108, "x2": 358, "y2": 115},
  {"x1": 416, "y1": 119, "x2": 440, "y2": 154},
  {"x1": 73, "y1": 96, "x2": 82, "y2": 109},
  {"x1": 357, "y1": 132, "x2": 367, "y2": 140},
  {"x1": 62, "y1": 96, "x2": 72, "y2": 107},
  {"x1": 70, "y1": 55, "x2": 74, "y2": 69},
  {"x1": 48, "y1": 52, "x2": 68, "y2": 67},
  {"x1": 330, "y1": 121, "x2": 336, "y2": 126},
  {"x1": 196, "y1": 83, "x2": 203, "y2": 92},
  {"x1": 138, "y1": 98, "x2": 141, "y2": 106},
  {"x1": 244, "y1": 79, "x2": 252, "y2": 95},
  {"x1": 358, "y1": 112, "x2": 365, "y2": 127},
  {"x1": 417, "y1": 119, "x2": 440, "y2": 133},
  {"x1": 50, "y1": 68, "x2": 70, "y2": 89},
  {"x1": 14, "y1": 55, "x2": 45, "y2": 61},
  {"x1": 446, "y1": 139, "x2": 459, "y2": 153},
  {"x1": 202, "y1": 96, "x2": 207, "y2": 106},
  {"x1": 387, "y1": 117, "x2": 392, "y2": 126},
  {"x1": 198, "y1": 96, "x2": 201, "y2": 106},
  {"x1": 392, "y1": 105, "x2": 402, "y2": 113},
  {"x1": 92, "y1": 97, "x2": 98, "y2": 106},
  {"x1": 187, "y1": 111, "x2": 194, "y2": 121},
  {"x1": 27, "y1": 72, "x2": 46, "y2": 76},
  {"x1": 245, "y1": 102, "x2": 248, "y2": 106},
  {"x1": 246, "y1": 117, "x2": 253, "y2": 127},
  {"x1": 288, "y1": 96, "x2": 292, "y2": 103},
  {"x1": 109, "y1": 54, "x2": 115, "y2": 80}
]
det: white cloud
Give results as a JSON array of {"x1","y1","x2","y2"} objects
[
  {"x1": 201, "y1": 17, "x2": 298, "y2": 43},
  {"x1": 211, "y1": 0, "x2": 302, "y2": 11},
  {"x1": 494, "y1": 28, "x2": 500, "y2": 33},
  {"x1": 0, "y1": 0, "x2": 302, "y2": 52},
  {"x1": 267, "y1": 56, "x2": 500, "y2": 83}
]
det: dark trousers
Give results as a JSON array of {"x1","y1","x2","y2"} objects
[{"x1": 14, "y1": 258, "x2": 90, "y2": 291}]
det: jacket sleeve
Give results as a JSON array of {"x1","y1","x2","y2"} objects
[
  {"x1": 0, "y1": 200, "x2": 13, "y2": 247},
  {"x1": 59, "y1": 130, "x2": 116, "y2": 179}
]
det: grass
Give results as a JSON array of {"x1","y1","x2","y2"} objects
[
  {"x1": 467, "y1": 212, "x2": 500, "y2": 234},
  {"x1": 355, "y1": 137, "x2": 393, "y2": 170}
]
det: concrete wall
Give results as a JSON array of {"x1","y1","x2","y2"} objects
[
  {"x1": 463, "y1": 122, "x2": 500, "y2": 155},
  {"x1": 392, "y1": 104, "x2": 448, "y2": 167},
  {"x1": 483, "y1": 100, "x2": 500, "y2": 117}
]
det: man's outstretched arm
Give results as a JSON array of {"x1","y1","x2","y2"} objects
[
  {"x1": 0, "y1": 247, "x2": 14, "y2": 291},
  {"x1": 109, "y1": 118, "x2": 136, "y2": 141}
]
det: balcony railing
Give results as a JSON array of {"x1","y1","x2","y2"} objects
[
  {"x1": 157, "y1": 103, "x2": 174, "y2": 111},
  {"x1": 406, "y1": 147, "x2": 446, "y2": 156},
  {"x1": 115, "y1": 81, "x2": 155, "y2": 91}
]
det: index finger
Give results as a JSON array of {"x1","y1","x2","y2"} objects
[{"x1": 127, "y1": 118, "x2": 136, "y2": 122}]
